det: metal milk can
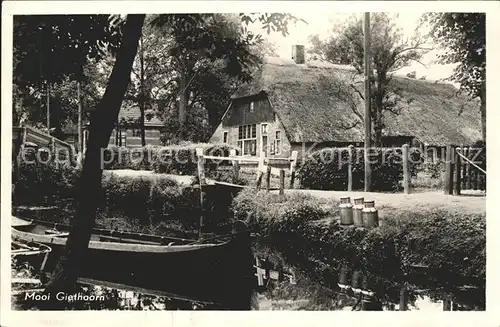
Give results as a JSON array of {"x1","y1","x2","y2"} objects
[
  {"x1": 338, "y1": 266, "x2": 350, "y2": 289},
  {"x1": 353, "y1": 197, "x2": 364, "y2": 227},
  {"x1": 362, "y1": 200, "x2": 379, "y2": 228},
  {"x1": 339, "y1": 196, "x2": 353, "y2": 225}
]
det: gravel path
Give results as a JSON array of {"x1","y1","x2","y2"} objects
[{"x1": 271, "y1": 189, "x2": 485, "y2": 216}]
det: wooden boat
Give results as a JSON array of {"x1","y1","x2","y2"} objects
[{"x1": 11, "y1": 216, "x2": 254, "y2": 307}]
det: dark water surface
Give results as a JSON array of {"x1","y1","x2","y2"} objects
[{"x1": 11, "y1": 206, "x2": 485, "y2": 311}]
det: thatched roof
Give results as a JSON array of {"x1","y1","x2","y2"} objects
[{"x1": 231, "y1": 57, "x2": 481, "y2": 146}]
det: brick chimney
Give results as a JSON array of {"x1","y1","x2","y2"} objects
[{"x1": 292, "y1": 45, "x2": 305, "y2": 64}]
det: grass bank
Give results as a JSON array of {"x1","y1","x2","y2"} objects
[{"x1": 231, "y1": 189, "x2": 485, "y2": 308}]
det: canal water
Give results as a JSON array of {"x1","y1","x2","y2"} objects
[{"x1": 11, "y1": 206, "x2": 485, "y2": 311}]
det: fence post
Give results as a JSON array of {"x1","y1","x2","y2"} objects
[
  {"x1": 255, "y1": 151, "x2": 265, "y2": 190},
  {"x1": 229, "y1": 149, "x2": 239, "y2": 182},
  {"x1": 465, "y1": 147, "x2": 471, "y2": 190},
  {"x1": 196, "y1": 148, "x2": 206, "y2": 239},
  {"x1": 399, "y1": 286, "x2": 408, "y2": 311},
  {"x1": 348, "y1": 145, "x2": 354, "y2": 192},
  {"x1": 289, "y1": 151, "x2": 298, "y2": 189},
  {"x1": 444, "y1": 144, "x2": 453, "y2": 195},
  {"x1": 443, "y1": 297, "x2": 452, "y2": 311},
  {"x1": 454, "y1": 147, "x2": 462, "y2": 195},
  {"x1": 279, "y1": 169, "x2": 285, "y2": 195},
  {"x1": 461, "y1": 147, "x2": 468, "y2": 190},
  {"x1": 266, "y1": 165, "x2": 272, "y2": 192},
  {"x1": 402, "y1": 144, "x2": 410, "y2": 194}
]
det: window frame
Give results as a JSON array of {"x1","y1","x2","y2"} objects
[
  {"x1": 237, "y1": 124, "x2": 257, "y2": 156},
  {"x1": 275, "y1": 130, "x2": 282, "y2": 155}
]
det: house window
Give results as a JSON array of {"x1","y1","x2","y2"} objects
[
  {"x1": 223, "y1": 131, "x2": 228, "y2": 144},
  {"x1": 275, "y1": 130, "x2": 282, "y2": 155},
  {"x1": 119, "y1": 130, "x2": 127, "y2": 146},
  {"x1": 261, "y1": 123, "x2": 268, "y2": 135},
  {"x1": 249, "y1": 101, "x2": 255, "y2": 112},
  {"x1": 132, "y1": 129, "x2": 141, "y2": 137},
  {"x1": 238, "y1": 124, "x2": 257, "y2": 155}
]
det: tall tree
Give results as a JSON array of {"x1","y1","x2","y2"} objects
[
  {"x1": 124, "y1": 15, "x2": 173, "y2": 146},
  {"x1": 308, "y1": 13, "x2": 430, "y2": 145},
  {"x1": 422, "y1": 13, "x2": 486, "y2": 142},
  {"x1": 43, "y1": 14, "x2": 146, "y2": 298},
  {"x1": 149, "y1": 14, "x2": 256, "y2": 139},
  {"x1": 13, "y1": 15, "x2": 120, "y2": 131},
  {"x1": 15, "y1": 14, "x2": 301, "y2": 306}
]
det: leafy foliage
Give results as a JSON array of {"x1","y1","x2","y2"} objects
[
  {"x1": 13, "y1": 161, "x2": 80, "y2": 205},
  {"x1": 422, "y1": 13, "x2": 486, "y2": 140},
  {"x1": 308, "y1": 13, "x2": 430, "y2": 145},
  {"x1": 423, "y1": 13, "x2": 485, "y2": 99}
]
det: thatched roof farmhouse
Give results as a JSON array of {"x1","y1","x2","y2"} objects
[{"x1": 209, "y1": 46, "x2": 481, "y2": 158}]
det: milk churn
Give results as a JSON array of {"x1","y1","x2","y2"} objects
[
  {"x1": 339, "y1": 196, "x2": 353, "y2": 225},
  {"x1": 338, "y1": 266, "x2": 350, "y2": 289},
  {"x1": 351, "y1": 270, "x2": 362, "y2": 291},
  {"x1": 353, "y1": 197, "x2": 364, "y2": 227},
  {"x1": 362, "y1": 200, "x2": 378, "y2": 228}
]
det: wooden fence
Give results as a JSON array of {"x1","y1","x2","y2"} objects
[
  {"x1": 444, "y1": 145, "x2": 486, "y2": 195},
  {"x1": 196, "y1": 148, "x2": 299, "y2": 195}
]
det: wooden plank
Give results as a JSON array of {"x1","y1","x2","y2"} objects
[
  {"x1": 255, "y1": 151, "x2": 266, "y2": 190},
  {"x1": 444, "y1": 144, "x2": 453, "y2": 195},
  {"x1": 289, "y1": 151, "x2": 298, "y2": 189},
  {"x1": 279, "y1": 169, "x2": 285, "y2": 195},
  {"x1": 196, "y1": 148, "x2": 206, "y2": 185},
  {"x1": 266, "y1": 165, "x2": 271, "y2": 193},
  {"x1": 229, "y1": 149, "x2": 239, "y2": 181}
]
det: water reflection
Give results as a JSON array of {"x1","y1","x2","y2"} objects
[{"x1": 11, "y1": 206, "x2": 485, "y2": 311}]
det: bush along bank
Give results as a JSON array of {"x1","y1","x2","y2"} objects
[
  {"x1": 13, "y1": 162, "x2": 237, "y2": 234},
  {"x1": 231, "y1": 189, "x2": 485, "y2": 307},
  {"x1": 297, "y1": 147, "x2": 422, "y2": 192}
]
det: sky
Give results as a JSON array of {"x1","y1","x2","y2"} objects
[{"x1": 247, "y1": 12, "x2": 457, "y2": 83}]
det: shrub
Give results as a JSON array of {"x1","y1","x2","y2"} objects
[
  {"x1": 231, "y1": 190, "x2": 486, "y2": 296},
  {"x1": 13, "y1": 162, "x2": 80, "y2": 205},
  {"x1": 297, "y1": 147, "x2": 422, "y2": 192}
]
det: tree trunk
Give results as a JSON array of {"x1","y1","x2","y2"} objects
[
  {"x1": 480, "y1": 80, "x2": 486, "y2": 142},
  {"x1": 178, "y1": 69, "x2": 188, "y2": 137},
  {"x1": 46, "y1": 82, "x2": 51, "y2": 132},
  {"x1": 139, "y1": 33, "x2": 146, "y2": 146},
  {"x1": 77, "y1": 81, "x2": 83, "y2": 153},
  {"x1": 42, "y1": 15, "x2": 145, "y2": 305}
]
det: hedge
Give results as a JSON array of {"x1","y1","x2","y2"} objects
[
  {"x1": 231, "y1": 189, "x2": 485, "y2": 306},
  {"x1": 102, "y1": 143, "x2": 238, "y2": 175},
  {"x1": 13, "y1": 161, "x2": 80, "y2": 205},
  {"x1": 13, "y1": 162, "x2": 236, "y2": 232},
  {"x1": 297, "y1": 147, "x2": 422, "y2": 191}
]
